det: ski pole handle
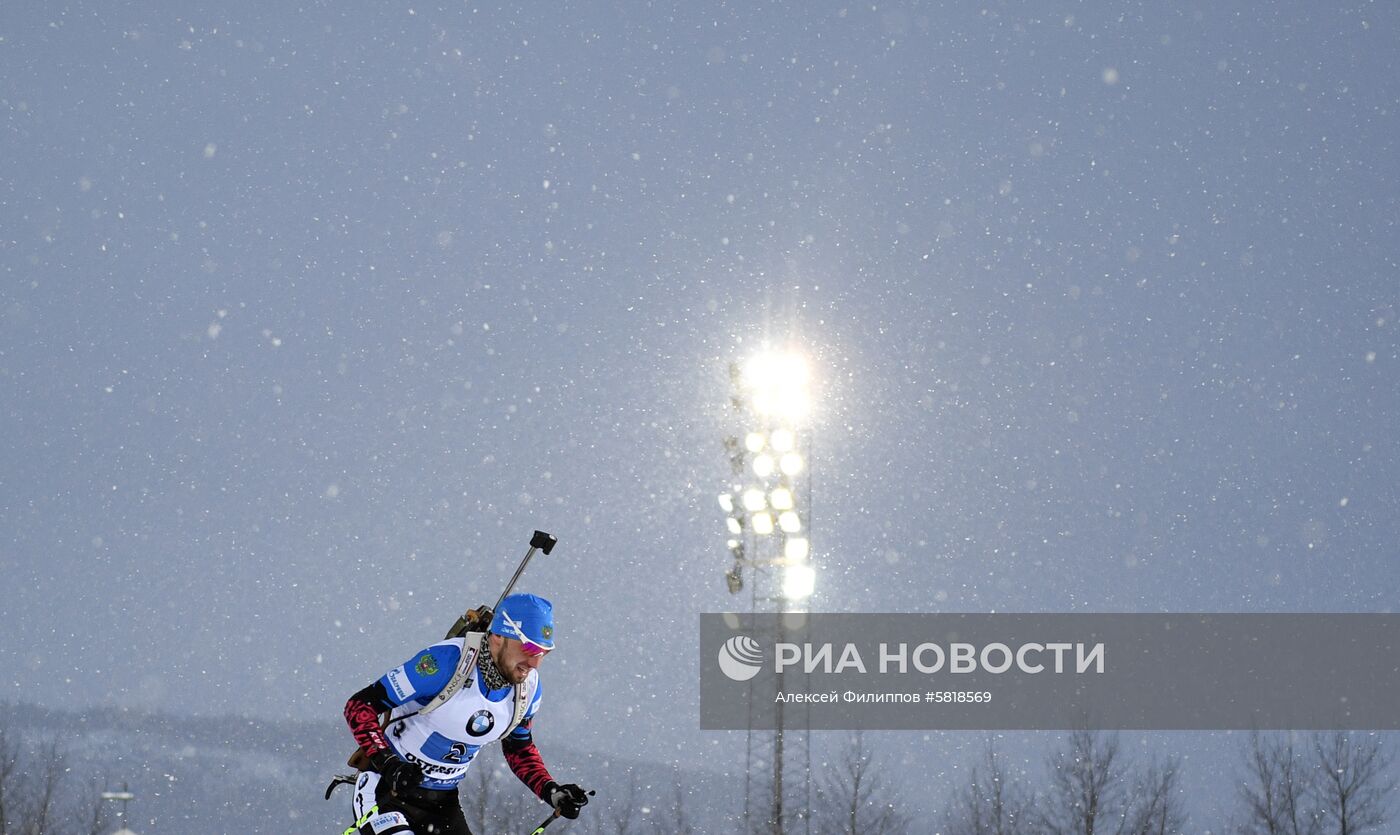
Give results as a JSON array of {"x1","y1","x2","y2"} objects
[{"x1": 526, "y1": 788, "x2": 594, "y2": 834}]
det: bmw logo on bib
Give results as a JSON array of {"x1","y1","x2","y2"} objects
[{"x1": 466, "y1": 709, "x2": 496, "y2": 737}]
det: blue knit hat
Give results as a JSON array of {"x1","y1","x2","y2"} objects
[{"x1": 490, "y1": 593, "x2": 555, "y2": 650}]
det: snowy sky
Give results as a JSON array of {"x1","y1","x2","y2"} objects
[{"x1": 2, "y1": 0, "x2": 1398, "y2": 819}]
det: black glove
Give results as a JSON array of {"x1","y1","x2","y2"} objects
[
  {"x1": 544, "y1": 781, "x2": 590, "y2": 819},
  {"x1": 371, "y1": 750, "x2": 425, "y2": 798}
]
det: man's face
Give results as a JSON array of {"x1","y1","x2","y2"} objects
[{"x1": 490, "y1": 633, "x2": 548, "y2": 685}]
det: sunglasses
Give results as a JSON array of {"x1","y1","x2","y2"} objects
[{"x1": 520, "y1": 639, "x2": 552, "y2": 657}]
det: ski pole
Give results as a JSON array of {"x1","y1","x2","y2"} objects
[
  {"x1": 527, "y1": 810, "x2": 559, "y2": 835},
  {"x1": 526, "y1": 790, "x2": 595, "y2": 834}
]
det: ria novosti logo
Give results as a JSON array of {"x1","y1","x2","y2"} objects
[
  {"x1": 718, "y1": 635, "x2": 764, "y2": 681},
  {"x1": 715, "y1": 634, "x2": 1108, "y2": 682}
]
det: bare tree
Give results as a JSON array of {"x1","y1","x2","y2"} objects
[
  {"x1": 1038, "y1": 731, "x2": 1193, "y2": 835},
  {"x1": 1039, "y1": 730, "x2": 1129, "y2": 835},
  {"x1": 460, "y1": 751, "x2": 504, "y2": 833},
  {"x1": 459, "y1": 752, "x2": 541, "y2": 834},
  {"x1": 1311, "y1": 732, "x2": 1395, "y2": 835},
  {"x1": 1234, "y1": 731, "x2": 1324, "y2": 835},
  {"x1": 944, "y1": 737, "x2": 1031, "y2": 835},
  {"x1": 1119, "y1": 756, "x2": 1188, "y2": 835},
  {"x1": 0, "y1": 718, "x2": 119, "y2": 835},
  {"x1": 0, "y1": 719, "x2": 19, "y2": 835},
  {"x1": 72, "y1": 777, "x2": 113, "y2": 835},
  {"x1": 643, "y1": 774, "x2": 695, "y2": 835},
  {"x1": 583, "y1": 770, "x2": 649, "y2": 835},
  {"x1": 811, "y1": 731, "x2": 912, "y2": 835},
  {"x1": 19, "y1": 738, "x2": 66, "y2": 835}
]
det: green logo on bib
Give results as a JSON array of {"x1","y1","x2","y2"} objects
[{"x1": 415, "y1": 653, "x2": 439, "y2": 676}]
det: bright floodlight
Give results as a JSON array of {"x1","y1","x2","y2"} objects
[
  {"x1": 770, "y1": 487, "x2": 794, "y2": 510},
  {"x1": 718, "y1": 493, "x2": 734, "y2": 513},
  {"x1": 742, "y1": 489, "x2": 767, "y2": 512},
  {"x1": 778, "y1": 511, "x2": 802, "y2": 533},
  {"x1": 782, "y1": 564, "x2": 816, "y2": 600},
  {"x1": 745, "y1": 352, "x2": 807, "y2": 387},
  {"x1": 742, "y1": 353, "x2": 782, "y2": 390},
  {"x1": 752, "y1": 512, "x2": 774, "y2": 535},
  {"x1": 743, "y1": 350, "x2": 811, "y2": 422},
  {"x1": 726, "y1": 517, "x2": 742, "y2": 535},
  {"x1": 770, "y1": 428, "x2": 795, "y2": 452},
  {"x1": 754, "y1": 389, "x2": 810, "y2": 421},
  {"x1": 784, "y1": 537, "x2": 810, "y2": 562},
  {"x1": 779, "y1": 452, "x2": 804, "y2": 476},
  {"x1": 752, "y1": 454, "x2": 775, "y2": 478},
  {"x1": 745, "y1": 432, "x2": 766, "y2": 453}
]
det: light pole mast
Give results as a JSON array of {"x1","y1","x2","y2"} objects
[
  {"x1": 717, "y1": 350, "x2": 815, "y2": 834},
  {"x1": 101, "y1": 782, "x2": 137, "y2": 833}
]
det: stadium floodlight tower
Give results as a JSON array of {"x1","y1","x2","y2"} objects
[
  {"x1": 101, "y1": 782, "x2": 138, "y2": 833},
  {"x1": 717, "y1": 347, "x2": 816, "y2": 834}
]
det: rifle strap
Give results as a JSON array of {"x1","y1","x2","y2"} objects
[
  {"x1": 400, "y1": 633, "x2": 531, "y2": 739},
  {"x1": 416, "y1": 632, "x2": 484, "y2": 718}
]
